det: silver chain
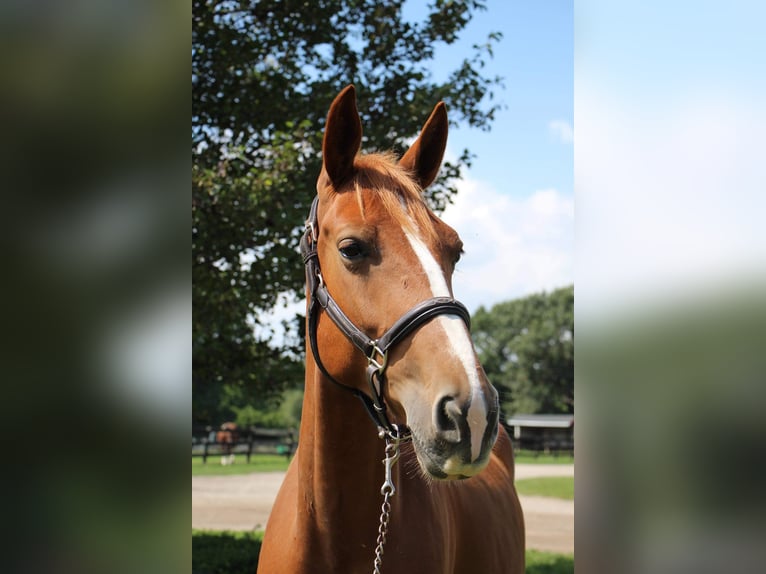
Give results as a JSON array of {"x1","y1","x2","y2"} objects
[{"x1": 372, "y1": 432, "x2": 401, "y2": 574}]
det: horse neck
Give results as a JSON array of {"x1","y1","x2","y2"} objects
[{"x1": 296, "y1": 357, "x2": 386, "y2": 529}]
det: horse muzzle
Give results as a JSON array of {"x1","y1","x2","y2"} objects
[{"x1": 411, "y1": 391, "x2": 500, "y2": 480}]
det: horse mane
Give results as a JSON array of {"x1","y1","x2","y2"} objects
[{"x1": 346, "y1": 151, "x2": 439, "y2": 244}]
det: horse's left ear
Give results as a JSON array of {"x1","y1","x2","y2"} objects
[{"x1": 399, "y1": 102, "x2": 448, "y2": 189}]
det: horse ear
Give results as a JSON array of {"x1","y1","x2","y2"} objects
[
  {"x1": 322, "y1": 85, "x2": 362, "y2": 189},
  {"x1": 399, "y1": 102, "x2": 448, "y2": 189}
]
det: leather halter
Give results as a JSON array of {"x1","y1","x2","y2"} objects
[{"x1": 300, "y1": 196, "x2": 472, "y2": 439}]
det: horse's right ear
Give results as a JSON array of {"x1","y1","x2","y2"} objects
[
  {"x1": 322, "y1": 85, "x2": 362, "y2": 189},
  {"x1": 399, "y1": 101, "x2": 448, "y2": 189}
]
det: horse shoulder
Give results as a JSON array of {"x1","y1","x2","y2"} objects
[{"x1": 257, "y1": 462, "x2": 304, "y2": 573}]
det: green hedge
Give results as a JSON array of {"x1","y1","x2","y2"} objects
[
  {"x1": 192, "y1": 530, "x2": 263, "y2": 574},
  {"x1": 526, "y1": 549, "x2": 575, "y2": 573},
  {"x1": 192, "y1": 530, "x2": 573, "y2": 574}
]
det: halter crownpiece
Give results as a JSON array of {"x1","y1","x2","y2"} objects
[{"x1": 300, "y1": 196, "x2": 472, "y2": 440}]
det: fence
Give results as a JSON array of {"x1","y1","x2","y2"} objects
[{"x1": 191, "y1": 426, "x2": 297, "y2": 464}]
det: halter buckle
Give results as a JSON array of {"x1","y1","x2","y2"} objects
[
  {"x1": 310, "y1": 222, "x2": 318, "y2": 244},
  {"x1": 304, "y1": 213, "x2": 318, "y2": 245},
  {"x1": 367, "y1": 342, "x2": 388, "y2": 372}
]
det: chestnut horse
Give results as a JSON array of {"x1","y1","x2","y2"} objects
[{"x1": 257, "y1": 86, "x2": 524, "y2": 574}]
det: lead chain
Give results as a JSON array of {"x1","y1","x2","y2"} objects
[{"x1": 372, "y1": 435, "x2": 401, "y2": 574}]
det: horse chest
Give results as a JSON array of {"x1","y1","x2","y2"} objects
[{"x1": 260, "y1": 472, "x2": 456, "y2": 573}]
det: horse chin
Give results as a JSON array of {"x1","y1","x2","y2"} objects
[{"x1": 410, "y1": 433, "x2": 491, "y2": 481}]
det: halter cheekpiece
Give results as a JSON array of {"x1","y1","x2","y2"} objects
[{"x1": 300, "y1": 196, "x2": 472, "y2": 441}]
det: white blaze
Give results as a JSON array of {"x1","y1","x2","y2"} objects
[{"x1": 404, "y1": 229, "x2": 488, "y2": 462}]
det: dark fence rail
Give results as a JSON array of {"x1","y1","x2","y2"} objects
[{"x1": 192, "y1": 426, "x2": 297, "y2": 464}]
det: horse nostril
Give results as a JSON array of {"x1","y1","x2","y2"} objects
[
  {"x1": 436, "y1": 396, "x2": 456, "y2": 431},
  {"x1": 435, "y1": 395, "x2": 462, "y2": 442}
]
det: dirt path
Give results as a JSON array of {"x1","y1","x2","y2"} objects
[{"x1": 192, "y1": 463, "x2": 573, "y2": 554}]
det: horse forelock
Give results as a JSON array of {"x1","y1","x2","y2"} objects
[{"x1": 326, "y1": 151, "x2": 439, "y2": 244}]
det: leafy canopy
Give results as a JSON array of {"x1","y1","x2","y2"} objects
[
  {"x1": 192, "y1": 0, "x2": 503, "y2": 424},
  {"x1": 472, "y1": 286, "x2": 574, "y2": 416}
]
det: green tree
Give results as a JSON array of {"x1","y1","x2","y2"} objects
[
  {"x1": 193, "y1": 0, "x2": 504, "y2": 423},
  {"x1": 472, "y1": 286, "x2": 574, "y2": 416},
  {"x1": 232, "y1": 388, "x2": 304, "y2": 429}
]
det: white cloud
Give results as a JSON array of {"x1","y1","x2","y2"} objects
[
  {"x1": 549, "y1": 119, "x2": 574, "y2": 144},
  {"x1": 576, "y1": 84, "x2": 766, "y2": 319},
  {"x1": 442, "y1": 178, "x2": 574, "y2": 312}
]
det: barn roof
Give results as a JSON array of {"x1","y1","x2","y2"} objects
[{"x1": 505, "y1": 414, "x2": 574, "y2": 428}]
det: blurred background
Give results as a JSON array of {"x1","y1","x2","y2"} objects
[
  {"x1": 576, "y1": 2, "x2": 766, "y2": 572},
  {"x1": 0, "y1": 1, "x2": 188, "y2": 572}
]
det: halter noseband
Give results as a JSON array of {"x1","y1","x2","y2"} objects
[{"x1": 300, "y1": 196, "x2": 472, "y2": 440}]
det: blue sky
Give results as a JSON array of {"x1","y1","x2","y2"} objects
[
  {"x1": 577, "y1": 2, "x2": 766, "y2": 102},
  {"x1": 406, "y1": 0, "x2": 573, "y2": 197}
]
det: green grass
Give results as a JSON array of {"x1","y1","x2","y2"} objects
[
  {"x1": 526, "y1": 549, "x2": 574, "y2": 574},
  {"x1": 192, "y1": 530, "x2": 573, "y2": 574},
  {"x1": 191, "y1": 454, "x2": 292, "y2": 476},
  {"x1": 515, "y1": 476, "x2": 574, "y2": 500}
]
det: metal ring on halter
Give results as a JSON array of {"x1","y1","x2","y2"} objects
[{"x1": 378, "y1": 423, "x2": 408, "y2": 442}]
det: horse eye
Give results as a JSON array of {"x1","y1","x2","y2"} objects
[{"x1": 338, "y1": 239, "x2": 365, "y2": 260}]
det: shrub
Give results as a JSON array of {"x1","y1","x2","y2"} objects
[
  {"x1": 232, "y1": 389, "x2": 304, "y2": 430},
  {"x1": 192, "y1": 530, "x2": 262, "y2": 574}
]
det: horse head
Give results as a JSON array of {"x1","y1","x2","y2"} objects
[{"x1": 308, "y1": 85, "x2": 499, "y2": 480}]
